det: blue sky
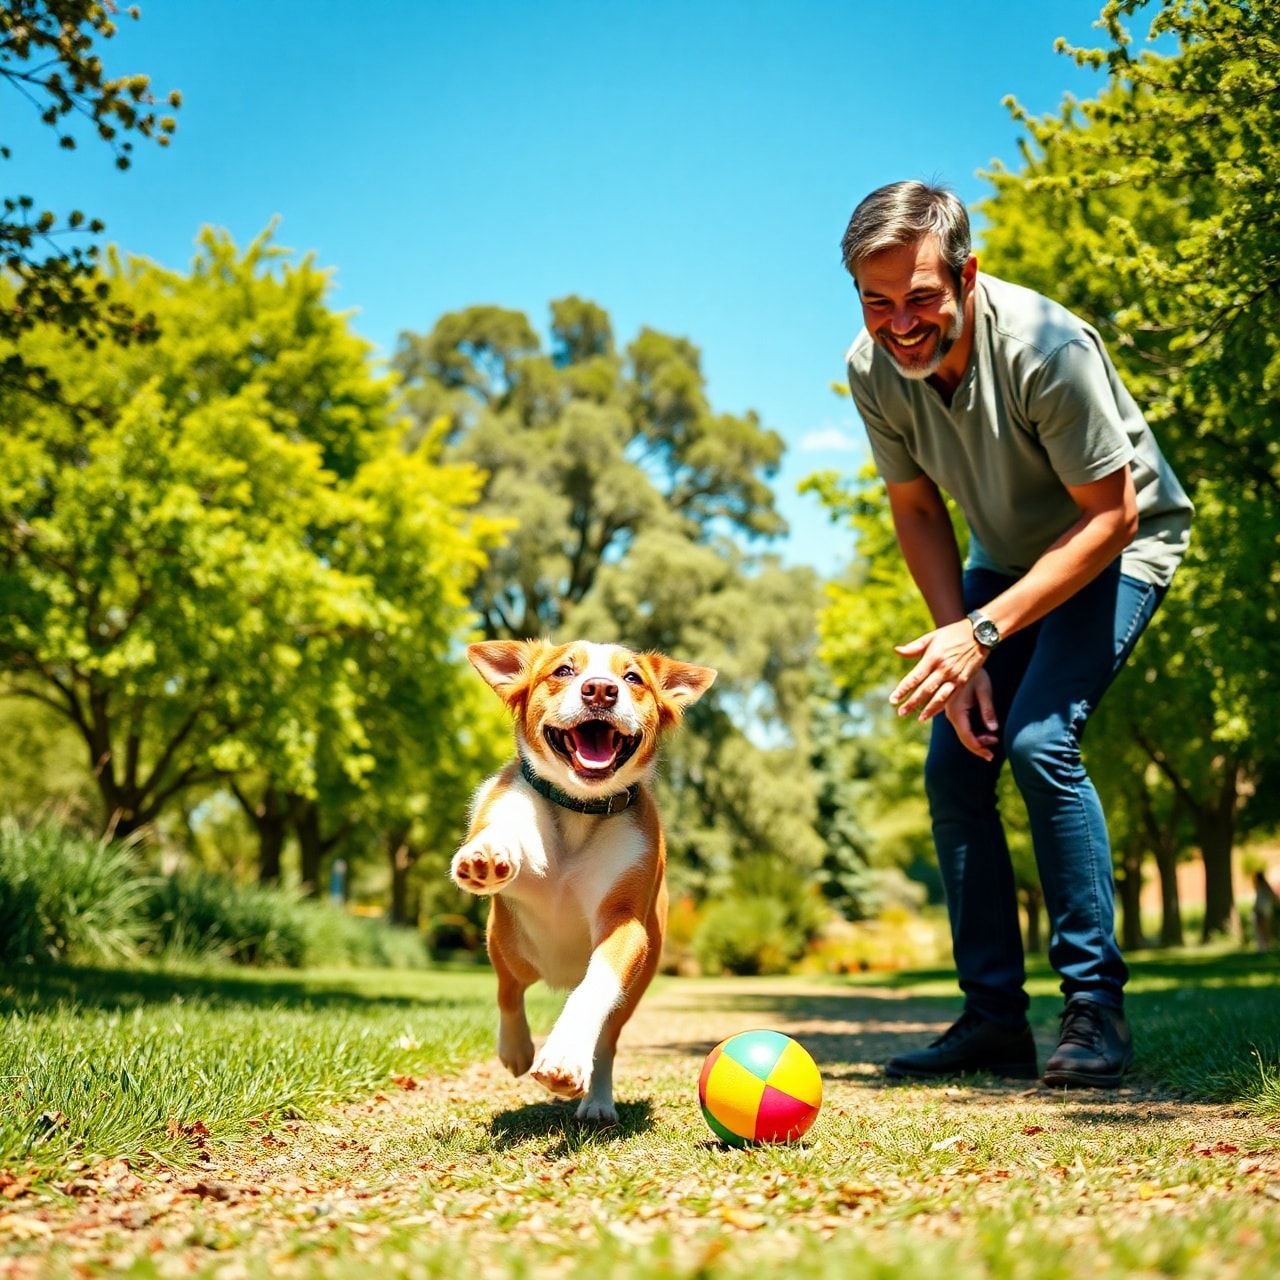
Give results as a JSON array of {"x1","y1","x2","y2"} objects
[{"x1": 9, "y1": 1, "x2": 1127, "y2": 574}]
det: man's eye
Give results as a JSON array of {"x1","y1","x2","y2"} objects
[
  {"x1": 553, "y1": 665, "x2": 574, "y2": 678},
  {"x1": 623, "y1": 671, "x2": 644, "y2": 685}
]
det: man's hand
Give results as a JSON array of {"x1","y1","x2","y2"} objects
[
  {"x1": 890, "y1": 618, "x2": 988, "y2": 721},
  {"x1": 944, "y1": 669, "x2": 1000, "y2": 761}
]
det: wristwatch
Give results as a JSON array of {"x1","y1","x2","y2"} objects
[{"x1": 967, "y1": 609, "x2": 1001, "y2": 650}]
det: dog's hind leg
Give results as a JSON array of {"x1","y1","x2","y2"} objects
[{"x1": 488, "y1": 898, "x2": 538, "y2": 1077}]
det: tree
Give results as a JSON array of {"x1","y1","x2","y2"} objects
[
  {"x1": 0, "y1": 228, "x2": 502, "y2": 868},
  {"x1": 980, "y1": 0, "x2": 1280, "y2": 936},
  {"x1": 2, "y1": 1, "x2": 179, "y2": 395},
  {"x1": 396, "y1": 301, "x2": 827, "y2": 897}
]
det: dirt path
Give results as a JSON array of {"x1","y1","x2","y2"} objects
[{"x1": 3, "y1": 978, "x2": 1278, "y2": 1278}]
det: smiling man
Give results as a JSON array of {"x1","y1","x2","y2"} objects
[{"x1": 841, "y1": 180, "x2": 1192, "y2": 1087}]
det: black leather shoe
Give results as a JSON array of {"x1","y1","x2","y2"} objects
[
  {"x1": 885, "y1": 1010, "x2": 1038, "y2": 1080},
  {"x1": 1043, "y1": 997, "x2": 1133, "y2": 1087}
]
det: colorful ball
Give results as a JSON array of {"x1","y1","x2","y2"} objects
[{"x1": 698, "y1": 1029, "x2": 822, "y2": 1146}]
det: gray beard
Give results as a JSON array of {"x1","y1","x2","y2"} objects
[{"x1": 883, "y1": 305, "x2": 965, "y2": 381}]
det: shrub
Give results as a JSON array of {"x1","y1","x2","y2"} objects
[
  {"x1": 142, "y1": 869, "x2": 311, "y2": 966},
  {"x1": 141, "y1": 869, "x2": 429, "y2": 969},
  {"x1": 693, "y1": 897, "x2": 795, "y2": 976},
  {"x1": 0, "y1": 817, "x2": 151, "y2": 964}
]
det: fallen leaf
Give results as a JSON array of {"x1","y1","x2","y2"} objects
[{"x1": 1022, "y1": 1125, "x2": 1045, "y2": 1136}]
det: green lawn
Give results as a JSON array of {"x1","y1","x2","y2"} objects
[
  {"x1": 0, "y1": 959, "x2": 561, "y2": 1176},
  {"x1": 2, "y1": 950, "x2": 1278, "y2": 1279}
]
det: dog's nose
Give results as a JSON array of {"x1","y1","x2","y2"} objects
[{"x1": 581, "y1": 677, "x2": 618, "y2": 707}]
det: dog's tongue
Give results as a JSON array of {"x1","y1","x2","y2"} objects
[{"x1": 569, "y1": 722, "x2": 616, "y2": 768}]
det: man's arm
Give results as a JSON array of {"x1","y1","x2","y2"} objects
[
  {"x1": 891, "y1": 464, "x2": 1139, "y2": 722},
  {"x1": 884, "y1": 474, "x2": 966, "y2": 627}
]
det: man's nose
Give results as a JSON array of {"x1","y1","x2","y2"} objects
[
  {"x1": 890, "y1": 304, "x2": 916, "y2": 333},
  {"x1": 581, "y1": 678, "x2": 618, "y2": 708}
]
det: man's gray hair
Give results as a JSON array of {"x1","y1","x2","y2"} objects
[{"x1": 840, "y1": 181, "x2": 971, "y2": 288}]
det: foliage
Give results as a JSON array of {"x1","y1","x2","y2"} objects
[
  {"x1": 0, "y1": 814, "x2": 149, "y2": 962},
  {"x1": 692, "y1": 897, "x2": 794, "y2": 976},
  {"x1": 1, "y1": 1, "x2": 179, "y2": 394},
  {"x1": 980, "y1": 0, "x2": 1280, "y2": 933},
  {"x1": 0, "y1": 812, "x2": 432, "y2": 968},
  {"x1": 0, "y1": 228, "x2": 504, "y2": 867},
  {"x1": 141, "y1": 868, "x2": 427, "y2": 969},
  {"x1": 398, "y1": 299, "x2": 827, "y2": 898}
]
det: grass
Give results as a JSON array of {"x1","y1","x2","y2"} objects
[
  {"x1": 1, "y1": 950, "x2": 1278, "y2": 1278},
  {"x1": 0, "y1": 960, "x2": 561, "y2": 1175}
]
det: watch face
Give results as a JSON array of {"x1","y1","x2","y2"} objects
[{"x1": 975, "y1": 619, "x2": 1000, "y2": 647}]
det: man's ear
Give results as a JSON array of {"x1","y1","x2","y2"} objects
[
  {"x1": 647, "y1": 655, "x2": 717, "y2": 715},
  {"x1": 467, "y1": 641, "x2": 535, "y2": 703}
]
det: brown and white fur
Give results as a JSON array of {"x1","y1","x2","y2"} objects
[{"x1": 452, "y1": 639, "x2": 716, "y2": 1124}]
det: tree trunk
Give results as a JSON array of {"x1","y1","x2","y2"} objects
[
  {"x1": 1153, "y1": 840, "x2": 1184, "y2": 948},
  {"x1": 387, "y1": 827, "x2": 417, "y2": 926},
  {"x1": 1196, "y1": 761, "x2": 1241, "y2": 941},
  {"x1": 231, "y1": 783, "x2": 291, "y2": 884},
  {"x1": 1118, "y1": 847, "x2": 1147, "y2": 953},
  {"x1": 294, "y1": 800, "x2": 325, "y2": 897}
]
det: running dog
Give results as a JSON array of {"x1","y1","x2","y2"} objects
[{"x1": 452, "y1": 639, "x2": 716, "y2": 1123}]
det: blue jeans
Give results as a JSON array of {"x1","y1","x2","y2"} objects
[{"x1": 924, "y1": 560, "x2": 1164, "y2": 1026}]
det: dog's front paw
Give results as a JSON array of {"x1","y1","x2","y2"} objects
[
  {"x1": 530, "y1": 1043, "x2": 590, "y2": 1099},
  {"x1": 451, "y1": 836, "x2": 519, "y2": 896}
]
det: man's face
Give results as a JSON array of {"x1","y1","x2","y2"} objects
[{"x1": 855, "y1": 236, "x2": 974, "y2": 381}]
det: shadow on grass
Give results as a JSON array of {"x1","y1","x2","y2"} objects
[
  {"x1": 651, "y1": 952, "x2": 1280, "y2": 1108},
  {"x1": 0, "y1": 960, "x2": 485, "y2": 1017},
  {"x1": 488, "y1": 1098, "x2": 653, "y2": 1157}
]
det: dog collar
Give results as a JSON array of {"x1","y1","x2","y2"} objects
[{"x1": 519, "y1": 757, "x2": 640, "y2": 817}]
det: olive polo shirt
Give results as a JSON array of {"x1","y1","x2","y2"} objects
[{"x1": 845, "y1": 273, "x2": 1192, "y2": 588}]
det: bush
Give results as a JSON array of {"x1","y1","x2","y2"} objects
[
  {"x1": 0, "y1": 815, "x2": 429, "y2": 970},
  {"x1": 0, "y1": 817, "x2": 151, "y2": 964},
  {"x1": 693, "y1": 897, "x2": 796, "y2": 976},
  {"x1": 142, "y1": 868, "x2": 429, "y2": 968}
]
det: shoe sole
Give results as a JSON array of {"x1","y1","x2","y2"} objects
[
  {"x1": 885, "y1": 1061, "x2": 1039, "y2": 1081},
  {"x1": 1042, "y1": 1066, "x2": 1130, "y2": 1088}
]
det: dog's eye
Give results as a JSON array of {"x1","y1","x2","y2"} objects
[
  {"x1": 623, "y1": 671, "x2": 644, "y2": 686},
  {"x1": 553, "y1": 665, "x2": 574, "y2": 678}
]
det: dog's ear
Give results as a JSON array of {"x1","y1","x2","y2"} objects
[
  {"x1": 467, "y1": 641, "x2": 536, "y2": 703},
  {"x1": 646, "y1": 655, "x2": 717, "y2": 720}
]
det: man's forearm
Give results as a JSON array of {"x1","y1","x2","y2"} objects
[
  {"x1": 982, "y1": 507, "x2": 1134, "y2": 640},
  {"x1": 892, "y1": 505, "x2": 967, "y2": 628}
]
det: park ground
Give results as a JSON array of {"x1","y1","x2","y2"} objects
[{"x1": 2, "y1": 953, "x2": 1279, "y2": 1279}]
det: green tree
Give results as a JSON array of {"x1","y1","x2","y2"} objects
[
  {"x1": 396, "y1": 301, "x2": 827, "y2": 897},
  {"x1": 2, "y1": 1, "x2": 179, "y2": 395},
  {"x1": 0, "y1": 229, "x2": 502, "y2": 875},
  {"x1": 980, "y1": 0, "x2": 1280, "y2": 936}
]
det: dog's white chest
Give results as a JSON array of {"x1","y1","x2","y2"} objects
[{"x1": 505, "y1": 807, "x2": 647, "y2": 989}]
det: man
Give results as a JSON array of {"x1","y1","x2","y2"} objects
[{"x1": 841, "y1": 180, "x2": 1192, "y2": 1087}]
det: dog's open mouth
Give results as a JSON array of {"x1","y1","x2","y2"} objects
[{"x1": 545, "y1": 721, "x2": 641, "y2": 778}]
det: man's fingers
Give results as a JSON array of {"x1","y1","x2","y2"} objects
[
  {"x1": 890, "y1": 659, "x2": 931, "y2": 709},
  {"x1": 893, "y1": 634, "x2": 931, "y2": 659},
  {"x1": 975, "y1": 678, "x2": 999, "y2": 731},
  {"x1": 952, "y1": 714, "x2": 990, "y2": 760},
  {"x1": 917, "y1": 681, "x2": 956, "y2": 722}
]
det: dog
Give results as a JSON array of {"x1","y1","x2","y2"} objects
[{"x1": 451, "y1": 638, "x2": 716, "y2": 1123}]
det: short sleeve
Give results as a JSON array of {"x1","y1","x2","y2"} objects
[
  {"x1": 1025, "y1": 339, "x2": 1134, "y2": 487},
  {"x1": 846, "y1": 367, "x2": 923, "y2": 484}
]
